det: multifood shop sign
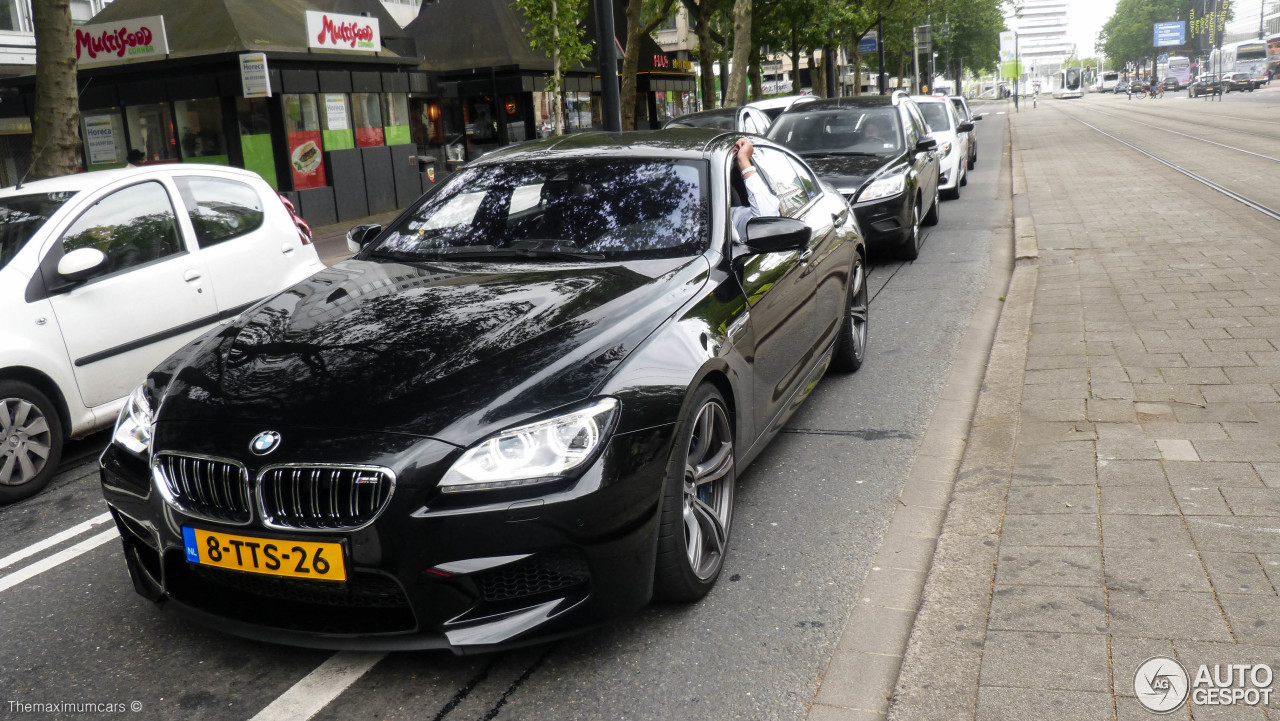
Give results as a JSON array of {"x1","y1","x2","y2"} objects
[
  {"x1": 75, "y1": 15, "x2": 168, "y2": 65},
  {"x1": 305, "y1": 11, "x2": 381, "y2": 52}
]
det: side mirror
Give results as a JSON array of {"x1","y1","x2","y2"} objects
[
  {"x1": 915, "y1": 137, "x2": 938, "y2": 153},
  {"x1": 743, "y1": 217, "x2": 811, "y2": 254},
  {"x1": 972, "y1": 114, "x2": 984, "y2": 121},
  {"x1": 958, "y1": 122, "x2": 975, "y2": 133},
  {"x1": 56, "y1": 247, "x2": 107, "y2": 282},
  {"x1": 346, "y1": 223, "x2": 381, "y2": 253}
]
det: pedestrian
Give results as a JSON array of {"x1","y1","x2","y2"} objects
[
  {"x1": 729, "y1": 138, "x2": 782, "y2": 241},
  {"x1": 126, "y1": 149, "x2": 145, "y2": 167}
]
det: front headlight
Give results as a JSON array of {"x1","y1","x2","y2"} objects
[
  {"x1": 857, "y1": 173, "x2": 907, "y2": 202},
  {"x1": 438, "y1": 398, "x2": 619, "y2": 493},
  {"x1": 940, "y1": 141, "x2": 953, "y2": 158},
  {"x1": 113, "y1": 384, "x2": 154, "y2": 457}
]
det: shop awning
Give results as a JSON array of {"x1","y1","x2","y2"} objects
[{"x1": 87, "y1": 0, "x2": 415, "y2": 64}]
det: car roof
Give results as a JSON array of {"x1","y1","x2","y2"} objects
[
  {"x1": 909, "y1": 95, "x2": 948, "y2": 104},
  {"x1": 670, "y1": 107, "x2": 738, "y2": 121},
  {"x1": 746, "y1": 95, "x2": 815, "y2": 110},
  {"x1": 777, "y1": 96, "x2": 896, "y2": 116},
  {"x1": 477, "y1": 129, "x2": 736, "y2": 164},
  {"x1": 0, "y1": 164, "x2": 266, "y2": 197}
]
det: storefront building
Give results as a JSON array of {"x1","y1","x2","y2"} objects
[{"x1": 0, "y1": 0, "x2": 435, "y2": 226}]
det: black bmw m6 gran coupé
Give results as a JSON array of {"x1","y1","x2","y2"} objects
[{"x1": 99, "y1": 130, "x2": 869, "y2": 653}]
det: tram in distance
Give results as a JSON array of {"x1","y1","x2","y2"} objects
[{"x1": 1053, "y1": 67, "x2": 1083, "y2": 99}]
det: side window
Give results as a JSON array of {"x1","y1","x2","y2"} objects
[
  {"x1": 786, "y1": 155, "x2": 820, "y2": 204},
  {"x1": 740, "y1": 112, "x2": 760, "y2": 135},
  {"x1": 752, "y1": 148, "x2": 807, "y2": 217},
  {"x1": 174, "y1": 176, "x2": 265, "y2": 248},
  {"x1": 899, "y1": 108, "x2": 919, "y2": 146},
  {"x1": 60, "y1": 181, "x2": 183, "y2": 275}
]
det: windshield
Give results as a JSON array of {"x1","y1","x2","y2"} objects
[
  {"x1": 918, "y1": 103, "x2": 952, "y2": 133},
  {"x1": 668, "y1": 113, "x2": 735, "y2": 129},
  {"x1": 371, "y1": 158, "x2": 709, "y2": 261},
  {"x1": 0, "y1": 191, "x2": 77, "y2": 272},
  {"x1": 766, "y1": 107, "x2": 902, "y2": 155}
]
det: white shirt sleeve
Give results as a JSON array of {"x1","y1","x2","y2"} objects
[{"x1": 744, "y1": 171, "x2": 781, "y2": 218}]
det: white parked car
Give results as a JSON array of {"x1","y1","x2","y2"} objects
[
  {"x1": 911, "y1": 95, "x2": 973, "y2": 199},
  {"x1": 0, "y1": 165, "x2": 321, "y2": 501},
  {"x1": 947, "y1": 95, "x2": 982, "y2": 171}
]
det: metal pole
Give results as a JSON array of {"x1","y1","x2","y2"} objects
[
  {"x1": 825, "y1": 33, "x2": 837, "y2": 98},
  {"x1": 593, "y1": 0, "x2": 621, "y2": 132},
  {"x1": 1014, "y1": 32, "x2": 1019, "y2": 111},
  {"x1": 878, "y1": 16, "x2": 887, "y2": 95}
]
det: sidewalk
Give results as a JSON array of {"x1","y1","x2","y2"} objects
[
  {"x1": 886, "y1": 105, "x2": 1280, "y2": 719},
  {"x1": 310, "y1": 209, "x2": 403, "y2": 266}
]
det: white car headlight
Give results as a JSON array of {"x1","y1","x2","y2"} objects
[
  {"x1": 940, "y1": 141, "x2": 953, "y2": 158},
  {"x1": 857, "y1": 173, "x2": 907, "y2": 202},
  {"x1": 113, "y1": 384, "x2": 154, "y2": 457},
  {"x1": 438, "y1": 398, "x2": 619, "y2": 493}
]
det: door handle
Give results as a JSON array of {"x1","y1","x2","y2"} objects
[
  {"x1": 281, "y1": 243, "x2": 296, "y2": 256},
  {"x1": 831, "y1": 211, "x2": 847, "y2": 225},
  {"x1": 798, "y1": 249, "x2": 813, "y2": 263},
  {"x1": 183, "y1": 269, "x2": 202, "y2": 284}
]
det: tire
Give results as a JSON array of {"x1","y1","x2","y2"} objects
[
  {"x1": 830, "y1": 252, "x2": 869, "y2": 373},
  {"x1": 653, "y1": 384, "x2": 735, "y2": 602},
  {"x1": 967, "y1": 153, "x2": 976, "y2": 170},
  {"x1": 922, "y1": 181, "x2": 941, "y2": 226},
  {"x1": 0, "y1": 380, "x2": 64, "y2": 504},
  {"x1": 900, "y1": 200, "x2": 921, "y2": 260},
  {"x1": 960, "y1": 167, "x2": 969, "y2": 186}
]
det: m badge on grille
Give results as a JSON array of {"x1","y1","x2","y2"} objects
[{"x1": 250, "y1": 431, "x2": 281, "y2": 456}]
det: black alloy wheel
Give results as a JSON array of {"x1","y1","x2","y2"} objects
[
  {"x1": 654, "y1": 384, "x2": 735, "y2": 601},
  {"x1": 0, "y1": 380, "x2": 63, "y2": 503},
  {"x1": 922, "y1": 182, "x2": 941, "y2": 226},
  {"x1": 830, "y1": 253, "x2": 869, "y2": 373}
]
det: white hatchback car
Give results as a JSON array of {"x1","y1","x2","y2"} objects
[
  {"x1": 0, "y1": 165, "x2": 321, "y2": 501},
  {"x1": 911, "y1": 95, "x2": 973, "y2": 199}
]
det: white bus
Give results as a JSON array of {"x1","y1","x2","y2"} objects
[
  {"x1": 1053, "y1": 67, "x2": 1084, "y2": 98},
  {"x1": 1100, "y1": 70, "x2": 1120, "y2": 92},
  {"x1": 1163, "y1": 56, "x2": 1191, "y2": 88},
  {"x1": 1209, "y1": 40, "x2": 1270, "y2": 80}
]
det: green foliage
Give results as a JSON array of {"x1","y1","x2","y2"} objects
[
  {"x1": 1096, "y1": 0, "x2": 1187, "y2": 63},
  {"x1": 513, "y1": 0, "x2": 593, "y2": 73}
]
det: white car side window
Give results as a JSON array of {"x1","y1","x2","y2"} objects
[{"x1": 59, "y1": 181, "x2": 184, "y2": 276}]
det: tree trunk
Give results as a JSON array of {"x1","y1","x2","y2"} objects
[
  {"x1": 724, "y1": 0, "x2": 751, "y2": 106},
  {"x1": 853, "y1": 49, "x2": 862, "y2": 95},
  {"x1": 789, "y1": 23, "x2": 801, "y2": 95},
  {"x1": 31, "y1": 0, "x2": 79, "y2": 180},
  {"x1": 809, "y1": 49, "x2": 823, "y2": 97},
  {"x1": 621, "y1": 0, "x2": 643, "y2": 130},
  {"x1": 718, "y1": 51, "x2": 729, "y2": 104},
  {"x1": 689, "y1": 1, "x2": 716, "y2": 110},
  {"x1": 552, "y1": 0, "x2": 564, "y2": 135},
  {"x1": 748, "y1": 44, "x2": 763, "y2": 100}
]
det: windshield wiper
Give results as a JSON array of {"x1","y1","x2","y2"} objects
[
  {"x1": 430, "y1": 248, "x2": 606, "y2": 261},
  {"x1": 801, "y1": 151, "x2": 883, "y2": 157}
]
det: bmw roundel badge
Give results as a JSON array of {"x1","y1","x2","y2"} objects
[{"x1": 250, "y1": 431, "x2": 282, "y2": 456}]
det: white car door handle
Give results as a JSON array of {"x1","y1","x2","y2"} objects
[
  {"x1": 281, "y1": 243, "x2": 296, "y2": 256},
  {"x1": 183, "y1": 269, "x2": 203, "y2": 284}
]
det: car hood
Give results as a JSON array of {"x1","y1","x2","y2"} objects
[
  {"x1": 800, "y1": 154, "x2": 894, "y2": 194},
  {"x1": 157, "y1": 256, "x2": 708, "y2": 445}
]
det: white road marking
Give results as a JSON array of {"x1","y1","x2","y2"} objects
[
  {"x1": 0, "y1": 527, "x2": 119, "y2": 593},
  {"x1": 249, "y1": 652, "x2": 386, "y2": 721},
  {"x1": 996, "y1": 111, "x2": 1006, "y2": 115},
  {"x1": 0, "y1": 512, "x2": 114, "y2": 571}
]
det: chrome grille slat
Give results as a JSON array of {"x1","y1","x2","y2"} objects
[
  {"x1": 259, "y1": 465, "x2": 394, "y2": 531},
  {"x1": 155, "y1": 453, "x2": 251, "y2": 525}
]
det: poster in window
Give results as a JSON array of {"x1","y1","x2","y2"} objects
[
  {"x1": 288, "y1": 131, "x2": 325, "y2": 189},
  {"x1": 84, "y1": 115, "x2": 118, "y2": 165}
]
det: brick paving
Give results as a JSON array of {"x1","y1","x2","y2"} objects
[{"x1": 888, "y1": 105, "x2": 1280, "y2": 720}]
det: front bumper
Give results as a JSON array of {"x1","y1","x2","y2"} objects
[
  {"x1": 848, "y1": 192, "x2": 911, "y2": 247},
  {"x1": 99, "y1": 420, "x2": 677, "y2": 654}
]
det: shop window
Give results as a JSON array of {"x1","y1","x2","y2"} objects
[
  {"x1": 174, "y1": 176, "x2": 264, "y2": 248},
  {"x1": 565, "y1": 92, "x2": 594, "y2": 132},
  {"x1": 464, "y1": 97, "x2": 497, "y2": 142},
  {"x1": 383, "y1": 93, "x2": 411, "y2": 145},
  {"x1": 352, "y1": 92, "x2": 385, "y2": 147},
  {"x1": 320, "y1": 93, "x2": 354, "y2": 151},
  {"x1": 175, "y1": 98, "x2": 227, "y2": 164},
  {"x1": 80, "y1": 110, "x2": 127, "y2": 171},
  {"x1": 126, "y1": 103, "x2": 178, "y2": 163},
  {"x1": 61, "y1": 182, "x2": 183, "y2": 276},
  {"x1": 283, "y1": 94, "x2": 326, "y2": 190},
  {"x1": 236, "y1": 98, "x2": 277, "y2": 189},
  {"x1": 422, "y1": 101, "x2": 444, "y2": 144}
]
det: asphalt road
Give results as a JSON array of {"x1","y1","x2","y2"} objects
[{"x1": 0, "y1": 109, "x2": 1008, "y2": 721}]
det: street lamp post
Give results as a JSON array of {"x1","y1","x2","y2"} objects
[{"x1": 1014, "y1": 30, "x2": 1020, "y2": 111}]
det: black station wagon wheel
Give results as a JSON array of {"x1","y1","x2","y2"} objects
[
  {"x1": 901, "y1": 200, "x2": 921, "y2": 261},
  {"x1": 0, "y1": 380, "x2": 63, "y2": 503},
  {"x1": 831, "y1": 253, "x2": 869, "y2": 373},
  {"x1": 922, "y1": 181, "x2": 941, "y2": 226},
  {"x1": 654, "y1": 384, "x2": 735, "y2": 601}
]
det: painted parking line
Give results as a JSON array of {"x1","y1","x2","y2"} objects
[
  {"x1": 249, "y1": 652, "x2": 387, "y2": 721},
  {"x1": 0, "y1": 527, "x2": 119, "y2": 593},
  {"x1": 0, "y1": 511, "x2": 114, "y2": 571}
]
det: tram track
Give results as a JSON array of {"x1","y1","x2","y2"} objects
[
  {"x1": 1091, "y1": 100, "x2": 1280, "y2": 147},
  {"x1": 1048, "y1": 101, "x2": 1280, "y2": 224},
  {"x1": 1079, "y1": 106, "x2": 1280, "y2": 163}
]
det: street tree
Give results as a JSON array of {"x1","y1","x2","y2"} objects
[
  {"x1": 31, "y1": 0, "x2": 79, "y2": 180},
  {"x1": 514, "y1": 0, "x2": 592, "y2": 135},
  {"x1": 621, "y1": 0, "x2": 679, "y2": 129},
  {"x1": 1096, "y1": 0, "x2": 1187, "y2": 67},
  {"x1": 723, "y1": 0, "x2": 753, "y2": 105}
]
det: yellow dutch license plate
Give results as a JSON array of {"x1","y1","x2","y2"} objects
[{"x1": 182, "y1": 527, "x2": 346, "y2": 582}]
